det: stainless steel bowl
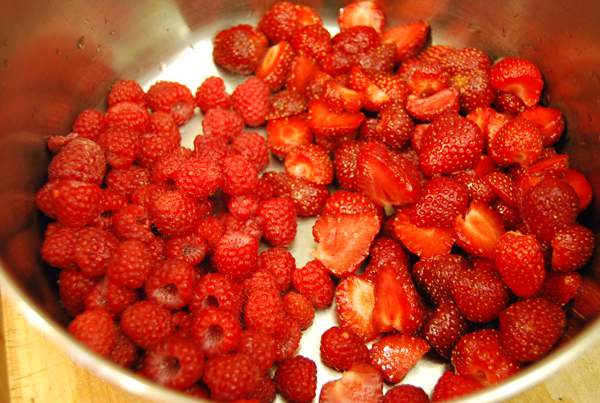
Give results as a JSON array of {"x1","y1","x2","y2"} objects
[{"x1": 1, "y1": 0, "x2": 599, "y2": 401}]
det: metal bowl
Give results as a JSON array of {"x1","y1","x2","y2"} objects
[{"x1": 1, "y1": 0, "x2": 599, "y2": 401}]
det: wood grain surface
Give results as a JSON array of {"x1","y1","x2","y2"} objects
[{"x1": 2, "y1": 289, "x2": 600, "y2": 403}]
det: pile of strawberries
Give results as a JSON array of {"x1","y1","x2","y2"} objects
[{"x1": 35, "y1": 0, "x2": 598, "y2": 402}]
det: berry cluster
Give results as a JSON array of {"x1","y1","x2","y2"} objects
[{"x1": 37, "y1": 0, "x2": 597, "y2": 402}]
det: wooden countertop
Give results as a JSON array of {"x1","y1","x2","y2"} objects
[{"x1": 2, "y1": 289, "x2": 600, "y2": 403}]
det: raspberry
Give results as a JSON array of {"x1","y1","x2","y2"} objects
[
  {"x1": 283, "y1": 291, "x2": 315, "y2": 330},
  {"x1": 68, "y1": 308, "x2": 117, "y2": 356},
  {"x1": 320, "y1": 326, "x2": 369, "y2": 371},
  {"x1": 203, "y1": 353, "x2": 261, "y2": 401},
  {"x1": 224, "y1": 214, "x2": 264, "y2": 240},
  {"x1": 107, "y1": 79, "x2": 146, "y2": 107},
  {"x1": 193, "y1": 133, "x2": 229, "y2": 161},
  {"x1": 73, "y1": 227, "x2": 118, "y2": 278},
  {"x1": 150, "y1": 190, "x2": 202, "y2": 236},
  {"x1": 47, "y1": 132, "x2": 79, "y2": 153},
  {"x1": 252, "y1": 376, "x2": 277, "y2": 403},
  {"x1": 141, "y1": 336, "x2": 204, "y2": 390},
  {"x1": 84, "y1": 278, "x2": 137, "y2": 315},
  {"x1": 165, "y1": 233, "x2": 208, "y2": 266},
  {"x1": 151, "y1": 147, "x2": 192, "y2": 183},
  {"x1": 195, "y1": 76, "x2": 231, "y2": 113},
  {"x1": 274, "y1": 356, "x2": 317, "y2": 403},
  {"x1": 292, "y1": 260, "x2": 335, "y2": 309},
  {"x1": 59, "y1": 268, "x2": 96, "y2": 316},
  {"x1": 72, "y1": 109, "x2": 104, "y2": 141},
  {"x1": 48, "y1": 137, "x2": 106, "y2": 184},
  {"x1": 107, "y1": 240, "x2": 152, "y2": 289},
  {"x1": 221, "y1": 154, "x2": 259, "y2": 197},
  {"x1": 41, "y1": 223, "x2": 77, "y2": 269},
  {"x1": 384, "y1": 385, "x2": 430, "y2": 403},
  {"x1": 109, "y1": 330, "x2": 138, "y2": 368},
  {"x1": 257, "y1": 247, "x2": 296, "y2": 293},
  {"x1": 213, "y1": 24, "x2": 268, "y2": 75},
  {"x1": 244, "y1": 270, "x2": 281, "y2": 296},
  {"x1": 147, "y1": 235, "x2": 167, "y2": 262},
  {"x1": 36, "y1": 180, "x2": 102, "y2": 228},
  {"x1": 191, "y1": 307, "x2": 242, "y2": 357},
  {"x1": 273, "y1": 319, "x2": 302, "y2": 361},
  {"x1": 213, "y1": 230, "x2": 259, "y2": 279},
  {"x1": 105, "y1": 165, "x2": 151, "y2": 198},
  {"x1": 201, "y1": 107, "x2": 244, "y2": 140},
  {"x1": 258, "y1": 197, "x2": 298, "y2": 247},
  {"x1": 190, "y1": 273, "x2": 243, "y2": 315},
  {"x1": 145, "y1": 259, "x2": 195, "y2": 310},
  {"x1": 146, "y1": 81, "x2": 196, "y2": 125},
  {"x1": 121, "y1": 300, "x2": 173, "y2": 348},
  {"x1": 244, "y1": 289, "x2": 287, "y2": 335},
  {"x1": 232, "y1": 77, "x2": 270, "y2": 127},
  {"x1": 138, "y1": 116, "x2": 181, "y2": 168},
  {"x1": 112, "y1": 204, "x2": 153, "y2": 241},
  {"x1": 231, "y1": 132, "x2": 270, "y2": 172},
  {"x1": 238, "y1": 330, "x2": 278, "y2": 373},
  {"x1": 97, "y1": 127, "x2": 139, "y2": 169},
  {"x1": 171, "y1": 311, "x2": 193, "y2": 338},
  {"x1": 227, "y1": 194, "x2": 260, "y2": 221},
  {"x1": 103, "y1": 101, "x2": 150, "y2": 133},
  {"x1": 174, "y1": 157, "x2": 222, "y2": 198}
]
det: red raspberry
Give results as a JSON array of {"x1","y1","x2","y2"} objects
[
  {"x1": 193, "y1": 133, "x2": 229, "y2": 161},
  {"x1": 273, "y1": 319, "x2": 302, "y2": 362},
  {"x1": 105, "y1": 165, "x2": 150, "y2": 198},
  {"x1": 232, "y1": 77, "x2": 270, "y2": 127},
  {"x1": 107, "y1": 79, "x2": 146, "y2": 107},
  {"x1": 68, "y1": 308, "x2": 117, "y2": 356},
  {"x1": 191, "y1": 307, "x2": 242, "y2": 357},
  {"x1": 48, "y1": 137, "x2": 106, "y2": 184},
  {"x1": 150, "y1": 190, "x2": 201, "y2": 236},
  {"x1": 138, "y1": 111, "x2": 181, "y2": 166},
  {"x1": 227, "y1": 194, "x2": 260, "y2": 221},
  {"x1": 146, "y1": 81, "x2": 196, "y2": 125},
  {"x1": 147, "y1": 235, "x2": 167, "y2": 262},
  {"x1": 171, "y1": 311, "x2": 193, "y2": 338},
  {"x1": 36, "y1": 180, "x2": 102, "y2": 228},
  {"x1": 174, "y1": 157, "x2": 222, "y2": 198},
  {"x1": 244, "y1": 289, "x2": 287, "y2": 335},
  {"x1": 257, "y1": 247, "x2": 296, "y2": 293},
  {"x1": 121, "y1": 300, "x2": 173, "y2": 348},
  {"x1": 109, "y1": 330, "x2": 138, "y2": 368},
  {"x1": 107, "y1": 240, "x2": 152, "y2": 289},
  {"x1": 151, "y1": 147, "x2": 192, "y2": 183},
  {"x1": 112, "y1": 204, "x2": 153, "y2": 241},
  {"x1": 384, "y1": 385, "x2": 429, "y2": 403},
  {"x1": 292, "y1": 260, "x2": 335, "y2": 309},
  {"x1": 145, "y1": 259, "x2": 195, "y2": 310},
  {"x1": 244, "y1": 270, "x2": 281, "y2": 296},
  {"x1": 189, "y1": 273, "x2": 243, "y2": 315},
  {"x1": 59, "y1": 268, "x2": 96, "y2": 316},
  {"x1": 214, "y1": 231, "x2": 259, "y2": 279},
  {"x1": 72, "y1": 109, "x2": 104, "y2": 141},
  {"x1": 274, "y1": 356, "x2": 317, "y2": 403},
  {"x1": 203, "y1": 353, "x2": 261, "y2": 401},
  {"x1": 238, "y1": 330, "x2": 278, "y2": 373},
  {"x1": 258, "y1": 197, "x2": 297, "y2": 247},
  {"x1": 252, "y1": 377, "x2": 277, "y2": 403},
  {"x1": 196, "y1": 215, "x2": 226, "y2": 251},
  {"x1": 103, "y1": 101, "x2": 150, "y2": 133},
  {"x1": 41, "y1": 223, "x2": 77, "y2": 269},
  {"x1": 231, "y1": 132, "x2": 269, "y2": 172},
  {"x1": 47, "y1": 132, "x2": 79, "y2": 153},
  {"x1": 213, "y1": 24, "x2": 268, "y2": 75},
  {"x1": 73, "y1": 227, "x2": 118, "y2": 278},
  {"x1": 283, "y1": 292, "x2": 315, "y2": 330},
  {"x1": 195, "y1": 76, "x2": 231, "y2": 113},
  {"x1": 97, "y1": 127, "x2": 139, "y2": 169},
  {"x1": 201, "y1": 107, "x2": 244, "y2": 140},
  {"x1": 320, "y1": 326, "x2": 369, "y2": 371},
  {"x1": 221, "y1": 154, "x2": 259, "y2": 196},
  {"x1": 165, "y1": 233, "x2": 208, "y2": 266},
  {"x1": 84, "y1": 274, "x2": 137, "y2": 315},
  {"x1": 141, "y1": 336, "x2": 204, "y2": 390}
]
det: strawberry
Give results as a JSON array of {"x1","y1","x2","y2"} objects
[
  {"x1": 332, "y1": 26, "x2": 381, "y2": 60},
  {"x1": 256, "y1": 41, "x2": 295, "y2": 92},
  {"x1": 419, "y1": 113, "x2": 484, "y2": 176},
  {"x1": 519, "y1": 106, "x2": 564, "y2": 146},
  {"x1": 290, "y1": 24, "x2": 331, "y2": 62},
  {"x1": 355, "y1": 142, "x2": 422, "y2": 208},
  {"x1": 539, "y1": 271, "x2": 582, "y2": 307},
  {"x1": 413, "y1": 254, "x2": 467, "y2": 305},
  {"x1": 381, "y1": 21, "x2": 430, "y2": 62},
  {"x1": 321, "y1": 49, "x2": 354, "y2": 76},
  {"x1": 286, "y1": 55, "x2": 319, "y2": 94},
  {"x1": 356, "y1": 44, "x2": 397, "y2": 74},
  {"x1": 432, "y1": 371, "x2": 482, "y2": 402},
  {"x1": 561, "y1": 168, "x2": 593, "y2": 211},
  {"x1": 451, "y1": 329, "x2": 520, "y2": 386},
  {"x1": 450, "y1": 67, "x2": 496, "y2": 113},
  {"x1": 424, "y1": 300, "x2": 468, "y2": 358},
  {"x1": 399, "y1": 59, "x2": 450, "y2": 97},
  {"x1": 466, "y1": 106, "x2": 510, "y2": 148},
  {"x1": 335, "y1": 275, "x2": 377, "y2": 341},
  {"x1": 305, "y1": 70, "x2": 334, "y2": 101},
  {"x1": 267, "y1": 116, "x2": 313, "y2": 158},
  {"x1": 320, "y1": 363, "x2": 383, "y2": 403},
  {"x1": 284, "y1": 143, "x2": 334, "y2": 185},
  {"x1": 406, "y1": 87, "x2": 460, "y2": 121},
  {"x1": 313, "y1": 191, "x2": 380, "y2": 277},
  {"x1": 308, "y1": 100, "x2": 365, "y2": 137},
  {"x1": 494, "y1": 92, "x2": 526, "y2": 115},
  {"x1": 490, "y1": 57, "x2": 544, "y2": 107},
  {"x1": 489, "y1": 117, "x2": 543, "y2": 166},
  {"x1": 494, "y1": 200, "x2": 522, "y2": 229},
  {"x1": 414, "y1": 176, "x2": 469, "y2": 228},
  {"x1": 212, "y1": 24, "x2": 268, "y2": 75},
  {"x1": 484, "y1": 171, "x2": 518, "y2": 207},
  {"x1": 334, "y1": 140, "x2": 362, "y2": 192},
  {"x1": 295, "y1": 4, "x2": 321, "y2": 26},
  {"x1": 494, "y1": 232, "x2": 546, "y2": 298},
  {"x1": 572, "y1": 278, "x2": 600, "y2": 321},
  {"x1": 410, "y1": 123, "x2": 429, "y2": 152},
  {"x1": 361, "y1": 83, "x2": 392, "y2": 112},
  {"x1": 388, "y1": 209, "x2": 455, "y2": 258},
  {"x1": 369, "y1": 335, "x2": 430, "y2": 383},
  {"x1": 323, "y1": 80, "x2": 363, "y2": 112},
  {"x1": 454, "y1": 201, "x2": 505, "y2": 257},
  {"x1": 338, "y1": 1, "x2": 385, "y2": 33},
  {"x1": 364, "y1": 236, "x2": 409, "y2": 279},
  {"x1": 373, "y1": 264, "x2": 424, "y2": 335},
  {"x1": 499, "y1": 298, "x2": 566, "y2": 362},
  {"x1": 551, "y1": 224, "x2": 595, "y2": 272},
  {"x1": 384, "y1": 385, "x2": 429, "y2": 403},
  {"x1": 372, "y1": 73, "x2": 410, "y2": 102},
  {"x1": 371, "y1": 103, "x2": 414, "y2": 150}
]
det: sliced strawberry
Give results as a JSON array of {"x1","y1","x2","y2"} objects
[
  {"x1": 286, "y1": 175, "x2": 329, "y2": 217},
  {"x1": 256, "y1": 41, "x2": 295, "y2": 92},
  {"x1": 490, "y1": 57, "x2": 544, "y2": 107},
  {"x1": 257, "y1": 1, "x2": 301, "y2": 43},
  {"x1": 266, "y1": 90, "x2": 307, "y2": 120},
  {"x1": 399, "y1": 58, "x2": 450, "y2": 97},
  {"x1": 382, "y1": 21, "x2": 430, "y2": 62},
  {"x1": 320, "y1": 363, "x2": 383, "y2": 403},
  {"x1": 388, "y1": 209, "x2": 455, "y2": 258},
  {"x1": 493, "y1": 200, "x2": 522, "y2": 229},
  {"x1": 321, "y1": 49, "x2": 353, "y2": 76},
  {"x1": 321, "y1": 189, "x2": 380, "y2": 217},
  {"x1": 295, "y1": 4, "x2": 322, "y2": 26},
  {"x1": 524, "y1": 154, "x2": 569, "y2": 176},
  {"x1": 347, "y1": 66, "x2": 374, "y2": 91},
  {"x1": 373, "y1": 264, "x2": 424, "y2": 335},
  {"x1": 371, "y1": 103, "x2": 415, "y2": 150},
  {"x1": 267, "y1": 116, "x2": 313, "y2": 158},
  {"x1": 455, "y1": 201, "x2": 505, "y2": 257},
  {"x1": 356, "y1": 44, "x2": 396, "y2": 74},
  {"x1": 562, "y1": 168, "x2": 593, "y2": 211},
  {"x1": 519, "y1": 106, "x2": 564, "y2": 146},
  {"x1": 323, "y1": 80, "x2": 362, "y2": 112},
  {"x1": 335, "y1": 275, "x2": 377, "y2": 341},
  {"x1": 285, "y1": 143, "x2": 334, "y2": 185},
  {"x1": 332, "y1": 26, "x2": 381, "y2": 59},
  {"x1": 450, "y1": 67, "x2": 496, "y2": 113},
  {"x1": 484, "y1": 171, "x2": 518, "y2": 207},
  {"x1": 372, "y1": 73, "x2": 410, "y2": 102},
  {"x1": 286, "y1": 55, "x2": 319, "y2": 94},
  {"x1": 362, "y1": 84, "x2": 392, "y2": 112},
  {"x1": 290, "y1": 24, "x2": 332, "y2": 62},
  {"x1": 338, "y1": 1, "x2": 385, "y2": 33},
  {"x1": 334, "y1": 140, "x2": 362, "y2": 192},
  {"x1": 410, "y1": 124, "x2": 429, "y2": 152},
  {"x1": 551, "y1": 224, "x2": 595, "y2": 272},
  {"x1": 369, "y1": 335, "x2": 430, "y2": 383},
  {"x1": 466, "y1": 106, "x2": 510, "y2": 148},
  {"x1": 424, "y1": 300, "x2": 468, "y2": 358},
  {"x1": 413, "y1": 254, "x2": 467, "y2": 305},
  {"x1": 473, "y1": 155, "x2": 497, "y2": 177},
  {"x1": 413, "y1": 176, "x2": 469, "y2": 228},
  {"x1": 539, "y1": 271, "x2": 582, "y2": 307},
  {"x1": 355, "y1": 142, "x2": 421, "y2": 208},
  {"x1": 308, "y1": 100, "x2": 365, "y2": 137},
  {"x1": 572, "y1": 278, "x2": 600, "y2": 321},
  {"x1": 406, "y1": 87, "x2": 460, "y2": 122},
  {"x1": 362, "y1": 237, "x2": 409, "y2": 282},
  {"x1": 432, "y1": 371, "x2": 482, "y2": 402},
  {"x1": 489, "y1": 117, "x2": 543, "y2": 167},
  {"x1": 453, "y1": 171, "x2": 495, "y2": 204},
  {"x1": 494, "y1": 92, "x2": 526, "y2": 115}
]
